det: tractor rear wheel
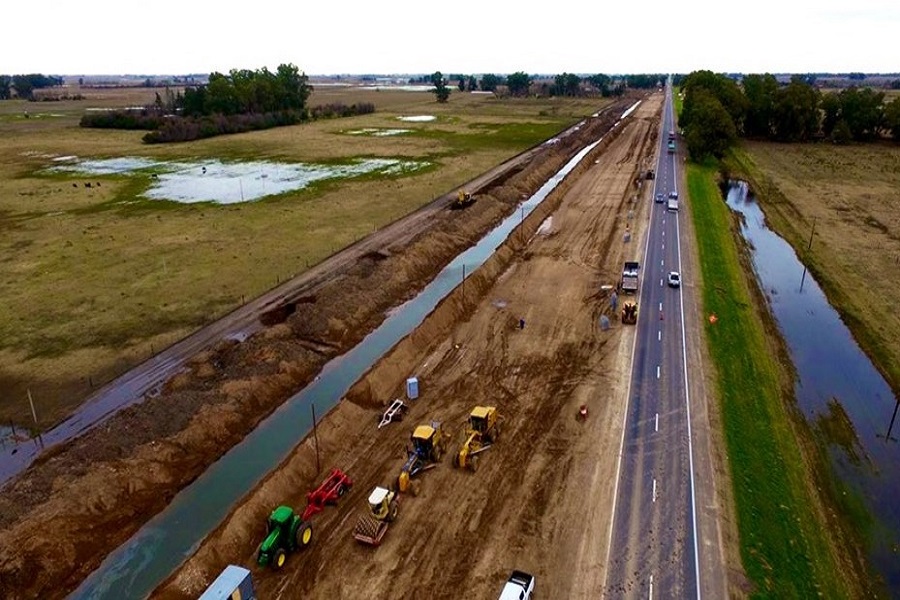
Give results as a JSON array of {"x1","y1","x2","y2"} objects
[
  {"x1": 274, "y1": 548, "x2": 287, "y2": 570},
  {"x1": 389, "y1": 501, "x2": 399, "y2": 522},
  {"x1": 470, "y1": 455, "x2": 479, "y2": 472},
  {"x1": 296, "y1": 521, "x2": 313, "y2": 549}
]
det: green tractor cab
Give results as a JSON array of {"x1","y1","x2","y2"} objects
[{"x1": 257, "y1": 505, "x2": 313, "y2": 569}]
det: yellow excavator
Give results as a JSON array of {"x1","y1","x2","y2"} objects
[
  {"x1": 451, "y1": 189, "x2": 476, "y2": 209},
  {"x1": 397, "y1": 422, "x2": 449, "y2": 495},
  {"x1": 455, "y1": 406, "x2": 500, "y2": 472}
]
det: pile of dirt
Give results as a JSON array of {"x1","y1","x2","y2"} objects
[{"x1": 0, "y1": 98, "x2": 639, "y2": 599}]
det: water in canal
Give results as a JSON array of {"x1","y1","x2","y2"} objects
[
  {"x1": 725, "y1": 181, "x2": 900, "y2": 592},
  {"x1": 68, "y1": 123, "x2": 619, "y2": 599}
]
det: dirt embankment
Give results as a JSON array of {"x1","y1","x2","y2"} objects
[
  {"x1": 0, "y1": 98, "x2": 641, "y2": 599},
  {"x1": 154, "y1": 95, "x2": 662, "y2": 599}
]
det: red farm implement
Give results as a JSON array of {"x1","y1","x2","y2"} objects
[{"x1": 301, "y1": 468, "x2": 353, "y2": 522}]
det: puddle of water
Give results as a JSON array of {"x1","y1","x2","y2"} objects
[
  {"x1": 48, "y1": 157, "x2": 428, "y2": 204},
  {"x1": 70, "y1": 135, "x2": 606, "y2": 600},
  {"x1": 725, "y1": 181, "x2": 900, "y2": 591},
  {"x1": 397, "y1": 115, "x2": 436, "y2": 122},
  {"x1": 345, "y1": 128, "x2": 411, "y2": 137},
  {"x1": 361, "y1": 85, "x2": 434, "y2": 92}
]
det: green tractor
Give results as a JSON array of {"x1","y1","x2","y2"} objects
[{"x1": 257, "y1": 505, "x2": 313, "y2": 569}]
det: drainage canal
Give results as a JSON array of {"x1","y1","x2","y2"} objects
[
  {"x1": 725, "y1": 181, "x2": 900, "y2": 592},
  {"x1": 69, "y1": 122, "x2": 623, "y2": 598}
]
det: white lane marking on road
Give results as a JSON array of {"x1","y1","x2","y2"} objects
[
  {"x1": 660, "y1": 278, "x2": 663, "y2": 287},
  {"x1": 659, "y1": 302, "x2": 663, "y2": 311},
  {"x1": 653, "y1": 478, "x2": 657, "y2": 502},
  {"x1": 662, "y1": 242, "x2": 665, "y2": 250},
  {"x1": 656, "y1": 365, "x2": 660, "y2": 379},
  {"x1": 650, "y1": 574, "x2": 654, "y2": 600},
  {"x1": 661, "y1": 259, "x2": 664, "y2": 267},
  {"x1": 662, "y1": 230, "x2": 665, "y2": 237},
  {"x1": 658, "y1": 330, "x2": 661, "y2": 341},
  {"x1": 655, "y1": 412, "x2": 659, "y2": 431},
  {"x1": 674, "y1": 158, "x2": 701, "y2": 599}
]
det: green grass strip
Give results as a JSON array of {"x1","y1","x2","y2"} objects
[{"x1": 687, "y1": 162, "x2": 849, "y2": 598}]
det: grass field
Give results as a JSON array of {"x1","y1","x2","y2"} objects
[
  {"x1": 687, "y1": 162, "x2": 860, "y2": 598},
  {"x1": 726, "y1": 141, "x2": 900, "y2": 401},
  {"x1": 0, "y1": 86, "x2": 611, "y2": 429}
]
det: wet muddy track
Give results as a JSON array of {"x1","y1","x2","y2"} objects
[{"x1": 0, "y1": 98, "x2": 641, "y2": 599}]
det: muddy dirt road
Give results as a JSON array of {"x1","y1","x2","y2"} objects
[{"x1": 157, "y1": 94, "x2": 663, "y2": 599}]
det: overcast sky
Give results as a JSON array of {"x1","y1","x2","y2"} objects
[{"x1": 3, "y1": 0, "x2": 898, "y2": 76}]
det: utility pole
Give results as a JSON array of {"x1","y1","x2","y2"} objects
[
  {"x1": 885, "y1": 398, "x2": 899, "y2": 443},
  {"x1": 800, "y1": 217, "x2": 817, "y2": 292}
]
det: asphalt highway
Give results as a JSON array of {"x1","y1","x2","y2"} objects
[{"x1": 604, "y1": 84, "x2": 702, "y2": 599}]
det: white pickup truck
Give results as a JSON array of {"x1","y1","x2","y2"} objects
[
  {"x1": 498, "y1": 570, "x2": 535, "y2": 600},
  {"x1": 667, "y1": 191, "x2": 679, "y2": 212}
]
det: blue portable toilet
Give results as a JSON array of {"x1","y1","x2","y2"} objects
[
  {"x1": 406, "y1": 377, "x2": 419, "y2": 400},
  {"x1": 198, "y1": 565, "x2": 256, "y2": 600}
]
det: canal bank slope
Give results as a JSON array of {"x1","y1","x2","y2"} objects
[
  {"x1": 153, "y1": 95, "x2": 664, "y2": 599},
  {"x1": 0, "y1": 100, "x2": 640, "y2": 599}
]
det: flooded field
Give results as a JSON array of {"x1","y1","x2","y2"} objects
[
  {"x1": 344, "y1": 128, "x2": 412, "y2": 136},
  {"x1": 48, "y1": 156, "x2": 429, "y2": 204}
]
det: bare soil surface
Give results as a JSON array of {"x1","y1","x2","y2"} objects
[
  {"x1": 154, "y1": 95, "x2": 663, "y2": 599},
  {"x1": 0, "y1": 98, "x2": 644, "y2": 598}
]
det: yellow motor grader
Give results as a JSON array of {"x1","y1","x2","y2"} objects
[{"x1": 454, "y1": 406, "x2": 500, "y2": 472}]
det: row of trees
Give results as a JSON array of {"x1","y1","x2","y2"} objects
[
  {"x1": 0, "y1": 74, "x2": 63, "y2": 100},
  {"x1": 429, "y1": 72, "x2": 663, "y2": 101},
  {"x1": 679, "y1": 71, "x2": 900, "y2": 160},
  {"x1": 80, "y1": 63, "x2": 375, "y2": 143},
  {"x1": 181, "y1": 64, "x2": 311, "y2": 117}
]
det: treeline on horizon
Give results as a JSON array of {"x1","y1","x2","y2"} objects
[
  {"x1": 414, "y1": 72, "x2": 662, "y2": 98},
  {"x1": 677, "y1": 70, "x2": 900, "y2": 160},
  {"x1": 0, "y1": 74, "x2": 63, "y2": 100},
  {"x1": 78, "y1": 64, "x2": 374, "y2": 143}
]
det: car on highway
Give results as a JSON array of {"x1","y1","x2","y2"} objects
[
  {"x1": 667, "y1": 271, "x2": 681, "y2": 288},
  {"x1": 498, "y1": 570, "x2": 535, "y2": 600},
  {"x1": 655, "y1": 193, "x2": 665, "y2": 203}
]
